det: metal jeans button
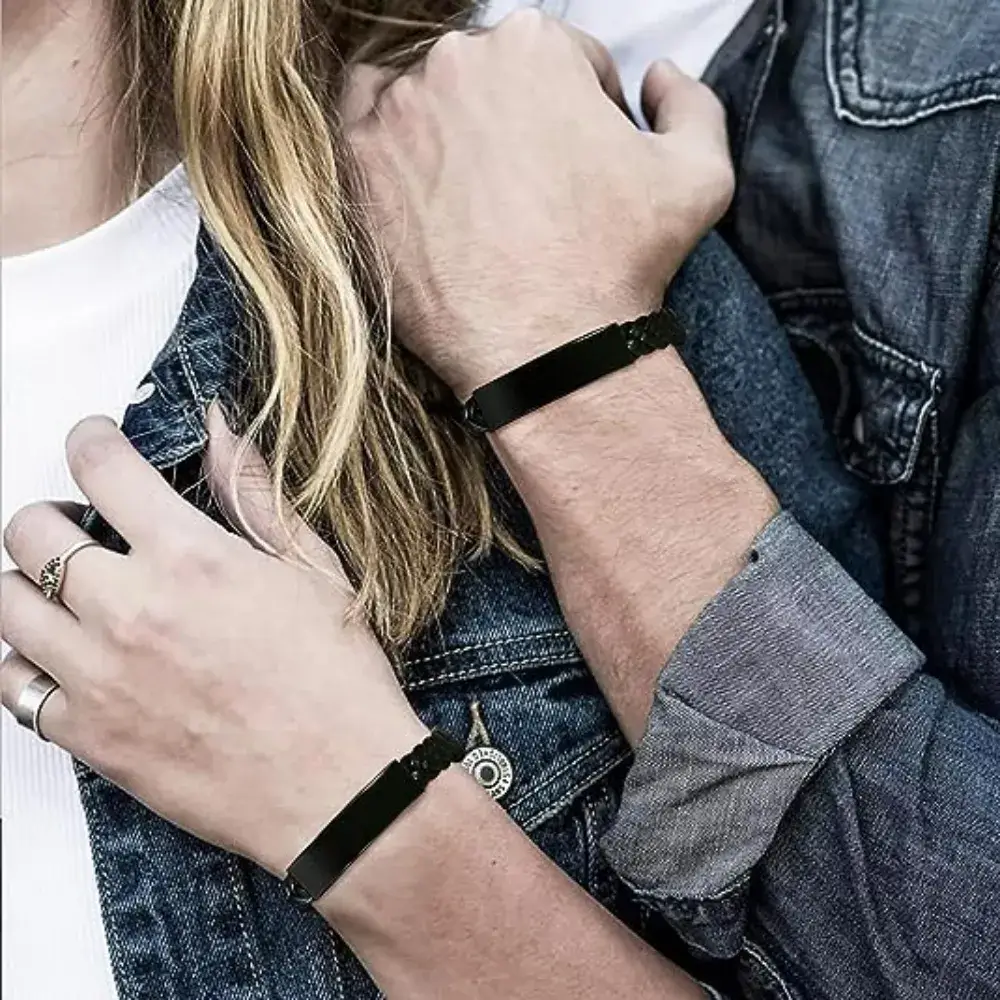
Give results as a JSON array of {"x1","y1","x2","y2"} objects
[{"x1": 461, "y1": 746, "x2": 514, "y2": 801}]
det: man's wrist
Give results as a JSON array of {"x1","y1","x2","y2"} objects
[
  {"x1": 488, "y1": 349, "x2": 778, "y2": 744},
  {"x1": 449, "y1": 288, "x2": 664, "y2": 401}
]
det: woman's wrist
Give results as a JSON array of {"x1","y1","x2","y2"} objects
[
  {"x1": 253, "y1": 708, "x2": 432, "y2": 879},
  {"x1": 314, "y1": 763, "x2": 706, "y2": 1000},
  {"x1": 314, "y1": 763, "x2": 485, "y2": 932}
]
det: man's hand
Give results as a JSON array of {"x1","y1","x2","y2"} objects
[
  {"x1": 345, "y1": 10, "x2": 734, "y2": 399},
  {"x1": 347, "y1": 13, "x2": 776, "y2": 744}
]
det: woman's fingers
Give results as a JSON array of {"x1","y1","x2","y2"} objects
[
  {"x1": 0, "y1": 572, "x2": 88, "y2": 686},
  {"x1": 2, "y1": 500, "x2": 121, "y2": 616},
  {"x1": 204, "y1": 403, "x2": 346, "y2": 576},
  {"x1": 65, "y1": 416, "x2": 212, "y2": 551},
  {"x1": 0, "y1": 651, "x2": 73, "y2": 747},
  {"x1": 4, "y1": 499, "x2": 97, "y2": 584}
]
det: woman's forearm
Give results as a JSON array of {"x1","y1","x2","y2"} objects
[{"x1": 318, "y1": 766, "x2": 705, "y2": 1000}]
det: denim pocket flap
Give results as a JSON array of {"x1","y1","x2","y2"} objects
[
  {"x1": 827, "y1": 0, "x2": 1000, "y2": 125},
  {"x1": 400, "y1": 552, "x2": 629, "y2": 831},
  {"x1": 837, "y1": 324, "x2": 941, "y2": 485}
]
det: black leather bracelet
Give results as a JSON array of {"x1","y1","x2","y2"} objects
[
  {"x1": 283, "y1": 729, "x2": 465, "y2": 904},
  {"x1": 461, "y1": 307, "x2": 686, "y2": 433}
]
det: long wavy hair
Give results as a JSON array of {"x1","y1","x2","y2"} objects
[{"x1": 111, "y1": 0, "x2": 531, "y2": 652}]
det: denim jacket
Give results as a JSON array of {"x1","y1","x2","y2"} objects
[
  {"x1": 75, "y1": 2, "x2": 999, "y2": 999},
  {"x1": 603, "y1": 1, "x2": 1000, "y2": 998}
]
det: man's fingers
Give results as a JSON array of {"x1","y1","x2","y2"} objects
[
  {"x1": 553, "y1": 21, "x2": 627, "y2": 113},
  {"x1": 641, "y1": 60, "x2": 728, "y2": 148},
  {"x1": 204, "y1": 403, "x2": 345, "y2": 576},
  {"x1": 0, "y1": 652, "x2": 73, "y2": 747},
  {"x1": 341, "y1": 62, "x2": 402, "y2": 124},
  {"x1": 65, "y1": 416, "x2": 210, "y2": 550},
  {"x1": 346, "y1": 21, "x2": 626, "y2": 125}
]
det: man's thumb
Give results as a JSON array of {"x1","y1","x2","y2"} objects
[{"x1": 641, "y1": 60, "x2": 727, "y2": 144}]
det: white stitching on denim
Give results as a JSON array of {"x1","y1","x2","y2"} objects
[
  {"x1": 522, "y1": 748, "x2": 631, "y2": 834},
  {"x1": 404, "y1": 653, "x2": 581, "y2": 690},
  {"x1": 835, "y1": 91, "x2": 1000, "y2": 129},
  {"x1": 323, "y1": 928, "x2": 347, "y2": 1000},
  {"x1": 826, "y1": 0, "x2": 1000, "y2": 129},
  {"x1": 175, "y1": 333, "x2": 209, "y2": 411},
  {"x1": 582, "y1": 793, "x2": 600, "y2": 896},
  {"x1": 851, "y1": 323, "x2": 939, "y2": 378},
  {"x1": 403, "y1": 629, "x2": 572, "y2": 668},
  {"x1": 509, "y1": 732, "x2": 623, "y2": 814},
  {"x1": 742, "y1": 941, "x2": 795, "y2": 1000},
  {"x1": 224, "y1": 856, "x2": 270, "y2": 1000},
  {"x1": 896, "y1": 368, "x2": 941, "y2": 483}
]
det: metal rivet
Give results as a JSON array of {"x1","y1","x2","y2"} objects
[
  {"x1": 462, "y1": 746, "x2": 514, "y2": 801},
  {"x1": 131, "y1": 383, "x2": 156, "y2": 405},
  {"x1": 852, "y1": 412, "x2": 866, "y2": 445}
]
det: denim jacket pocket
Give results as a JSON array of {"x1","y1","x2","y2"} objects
[
  {"x1": 836, "y1": 323, "x2": 941, "y2": 486},
  {"x1": 775, "y1": 291, "x2": 941, "y2": 486},
  {"x1": 403, "y1": 626, "x2": 631, "y2": 841},
  {"x1": 827, "y1": 0, "x2": 1000, "y2": 126}
]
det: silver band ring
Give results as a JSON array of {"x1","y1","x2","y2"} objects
[
  {"x1": 11, "y1": 671, "x2": 60, "y2": 742},
  {"x1": 39, "y1": 539, "x2": 101, "y2": 602}
]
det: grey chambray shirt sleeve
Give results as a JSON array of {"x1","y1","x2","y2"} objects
[{"x1": 601, "y1": 511, "x2": 923, "y2": 901}]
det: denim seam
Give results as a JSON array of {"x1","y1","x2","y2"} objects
[
  {"x1": 76, "y1": 774, "x2": 141, "y2": 1000},
  {"x1": 826, "y1": 0, "x2": 1000, "y2": 127},
  {"x1": 224, "y1": 856, "x2": 270, "y2": 1000},
  {"x1": 851, "y1": 323, "x2": 939, "y2": 378},
  {"x1": 175, "y1": 329, "x2": 210, "y2": 414},
  {"x1": 147, "y1": 437, "x2": 208, "y2": 474},
  {"x1": 734, "y1": 0, "x2": 785, "y2": 174},
  {"x1": 511, "y1": 732, "x2": 624, "y2": 812},
  {"x1": 741, "y1": 940, "x2": 796, "y2": 1000},
  {"x1": 403, "y1": 652, "x2": 581, "y2": 690},
  {"x1": 844, "y1": 324, "x2": 942, "y2": 484},
  {"x1": 323, "y1": 928, "x2": 347, "y2": 1000},
  {"x1": 582, "y1": 792, "x2": 600, "y2": 895},
  {"x1": 616, "y1": 865, "x2": 752, "y2": 910},
  {"x1": 521, "y1": 749, "x2": 631, "y2": 834},
  {"x1": 403, "y1": 628, "x2": 572, "y2": 667}
]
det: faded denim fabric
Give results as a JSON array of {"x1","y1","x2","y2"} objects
[
  {"x1": 68, "y1": 1, "x2": 1000, "y2": 995},
  {"x1": 604, "y1": 0, "x2": 1000, "y2": 998},
  {"x1": 75, "y1": 216, "x2": 890, "y2": 1000}
]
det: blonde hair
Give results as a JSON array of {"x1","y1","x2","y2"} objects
[{"x1": 110, "y1": 0, "x2": 530, "y2": 651}]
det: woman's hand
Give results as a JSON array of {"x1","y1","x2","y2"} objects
[
  {"x1": 344, "y1": 10, "x2": 733, "y2": 399},
  {"x1": 0, "y1": 407, "x2": 427, "y2": 877}
]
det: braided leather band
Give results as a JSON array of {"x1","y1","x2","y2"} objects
[
  {"x1": 283, "y1": 729, "x2": 464, "y2": 904},
  {"x1": 462, "y1": 307, "x2": 686, "y2": 433}
]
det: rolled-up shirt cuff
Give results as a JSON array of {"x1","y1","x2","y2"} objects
[{"x1": 602, "y1": 511, "x2": 922, "y2": 900}]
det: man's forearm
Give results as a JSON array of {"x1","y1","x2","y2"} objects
[
  {"x1": 316, "y1": 766, "x2": 705, "y2": 1000},
  {"x1": 492, "y1": 346, "x2": 777, "y2": 743}
]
